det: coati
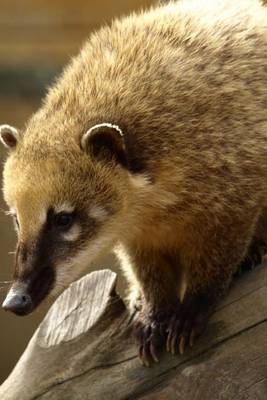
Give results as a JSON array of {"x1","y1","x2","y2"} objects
[{"x1": 1, "y1": 0, "x2": 267, "y2": 366}]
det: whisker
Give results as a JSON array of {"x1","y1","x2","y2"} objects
[
  {"x1": 8, "y1": 252, "x2": 16, "y2": 255},
  {"x1": 0, "y1": 281, "x2": 12, "y2": 284}
]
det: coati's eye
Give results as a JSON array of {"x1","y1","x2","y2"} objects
[{"x1": 54, "y1": 212, "x2": 74, "y2": 230}]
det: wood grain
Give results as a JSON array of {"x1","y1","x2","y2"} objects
[{"x1": 0, "y1": 266, "x2": 266, "y2": 399}]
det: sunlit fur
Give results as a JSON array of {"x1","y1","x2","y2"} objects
[{"x1": 1, "y1": 0, "x2": 267, "y2": 316}]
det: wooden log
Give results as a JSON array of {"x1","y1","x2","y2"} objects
[{"x1": 0, "y1": 266, "x2": 266, "y2": 400}]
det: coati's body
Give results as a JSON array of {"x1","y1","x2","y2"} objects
[{"x1": 1, "y1": 0, "x2": 267, "y2": 364}]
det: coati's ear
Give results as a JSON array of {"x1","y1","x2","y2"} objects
[
  {"x1": 81, "y1": 123, "x2": 127, "y2": 167},
  {"x1": 0, "y1": 125, "x2": 20, "y2": 149}
]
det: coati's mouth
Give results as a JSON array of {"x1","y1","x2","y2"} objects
[{"x1": 2, "y1": 265, "x2": 55, "y2": 316}]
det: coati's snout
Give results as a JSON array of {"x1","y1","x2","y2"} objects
[
  {"x1": 2, "y1": 203, "x2": 110, "y2": 315},
  {"x1": 2, "y1": 284, "x2": 33, "y2": 316},
  {"x1": 2, "y1": 238, "x2": 56, "y2": 315}
]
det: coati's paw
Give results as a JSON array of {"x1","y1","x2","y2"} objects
[
  {"x1": 134, "y1": 299, "x2": 210, "y2": 364},
  {"x1": 134, "y1": 311, "x2": 168, "y2": 367},
  {"x1": 166, "y1": 302, "x2": 209, "y2": 355}
]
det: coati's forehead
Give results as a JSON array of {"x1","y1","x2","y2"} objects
[
  {"x1": 3, "y1": 151, "x2": 91, "y2": 235},
  {"x1": 3, "y1": 147, "x2": 113, "y2": 224},
  {"x1": 3, "y1": 158, "x2": 59, "y2": 233}
]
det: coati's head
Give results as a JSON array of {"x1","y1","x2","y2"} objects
[{"x1": 0, "y1": 122, "x2": 136, "y2": 315}]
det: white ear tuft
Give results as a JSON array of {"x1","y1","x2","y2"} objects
[
  {"x1": 81, "y1": 122, "x2": 127, "y2": 166},
  {"x1": 0, "y1": 125, "x2": 20, "y2": 149},
  {"x1": 81, "y1": 123, "x2": 123, "y2": 151}
]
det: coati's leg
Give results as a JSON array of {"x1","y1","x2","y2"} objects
[
  {"x1": 166, "y1": 276, "x2": 227, "y2": 355},
  {"x1": 118, "y1": 246, "x2": 182, "y2": 366},
  {"x1": 166, "y1": 211, "x2": 261, "y2": 355},
  {"x1": 119, "y1": 209, "x2": 260, "y2": 365}
]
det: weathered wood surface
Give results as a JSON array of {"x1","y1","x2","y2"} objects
[{"x1": 0, "y1": 266, "x2": 266, "y2": 400}]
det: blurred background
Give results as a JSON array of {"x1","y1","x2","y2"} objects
[{"x1": 0, "y1": 0, "x2": 154, "y2": 383}]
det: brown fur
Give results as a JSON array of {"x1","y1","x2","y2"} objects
[{"x1": 1, "y1": 0, "x2": 267, "y2": 362}]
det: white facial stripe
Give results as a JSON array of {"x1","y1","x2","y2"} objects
[
  {"x1": 90, "y1": 205, "x2": 108, "y2": 222},
  {"x1": 63, "y1": 224, "x2": 81, "y2": 242},
  {"x1": 66, "y1": 231, "x2": 115, "y2": 268},
  {"x1": 54, "y1": 203, "x2": 75, "y2": 214},
  {"x1": 51, "y1": 230, "x2": 116, "y2": 297}
]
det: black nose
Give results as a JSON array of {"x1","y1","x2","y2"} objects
[{"x1": 2, "y1": 292, "x2": 33, "y2": 316}]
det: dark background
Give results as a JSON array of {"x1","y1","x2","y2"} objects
[{"x1": 0, "y1": 0, "x2": 154, "y2": 384}]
